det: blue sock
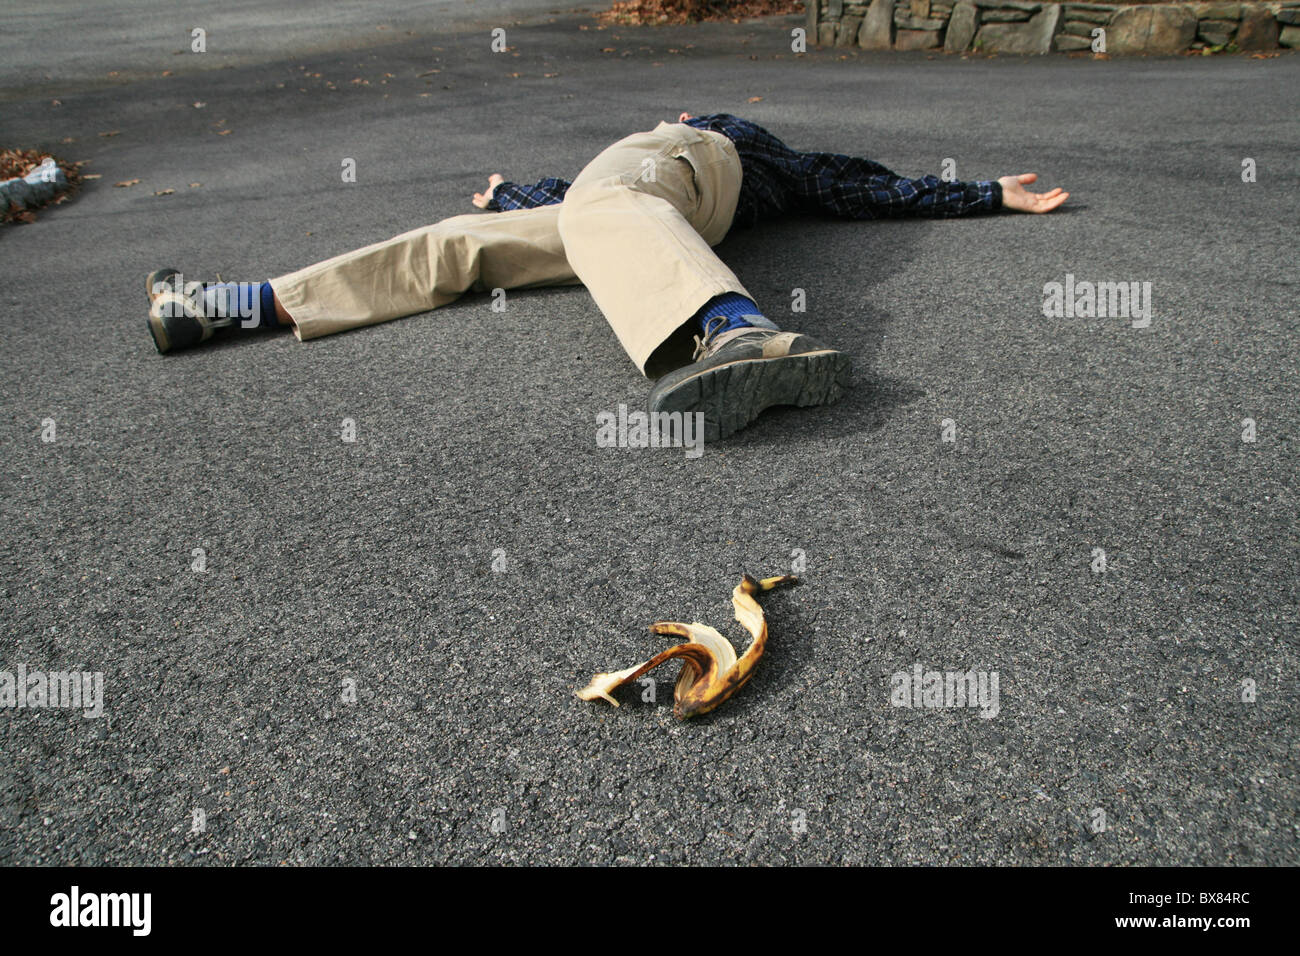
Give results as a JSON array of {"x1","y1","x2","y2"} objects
[
  {"x1": 259, "y1": 282, "x2": 281, "y2": 328},
  {"x1": 199, "y1": 281, "x2": 281, "y2": 330},
  {"x1": 692, "y1": 292, "x2": 775, "y2": 337},
  {"x1": 197, "y1": 282, "x2": 282, "y2": 330}
]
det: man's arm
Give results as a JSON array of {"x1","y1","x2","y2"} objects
[
  {"x1": 800, "y1": 157, "x2": 1002, "y2": 220},
  {"x1": 474, "y1": 176, "x2": 572, "y2": 211},
  {"x1": 805, "y1": 165, "x2": 1068, "y2": 218},
  {"x1": 680, "y1": 112, "x2": 1066, "y2": 217}
]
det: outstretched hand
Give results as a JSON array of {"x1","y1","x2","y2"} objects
[
  {"x1": 997, "y1": 173, "x2": 1069, "y2": 213},
  {"x1": 472, "y1": 173, "x2": 504, "y2": 209}
]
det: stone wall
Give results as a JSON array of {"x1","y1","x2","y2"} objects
[{"x1": 809, "y1": 0, "x2": 1300, "y2": 53}]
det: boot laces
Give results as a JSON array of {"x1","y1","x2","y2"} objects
[{"x1": 691, "y1": 315, "x2": 730, "y2": 362}]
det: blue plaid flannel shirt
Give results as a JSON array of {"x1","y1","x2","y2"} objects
[{"x1": 484, "y1": 113, "x2": 1001, "y2": 230}]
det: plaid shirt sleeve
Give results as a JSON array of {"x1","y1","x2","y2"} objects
[
  {"x1": 793, "y1": 155, "x2": 1001, "y2": 220},
  {"x1": 684, "y1": 113, "x2": 1001, "y2": 223},
  {"x1": 484, "y1": 177, "x2": 571, "y2": 211}
]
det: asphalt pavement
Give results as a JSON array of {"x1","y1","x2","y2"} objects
[{"x1": 1, "y1": 3, "x2": 1297, "y2": 865}]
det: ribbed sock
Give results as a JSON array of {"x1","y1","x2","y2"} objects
[
  {"x1": 691, "y1": 292, "x2": 777, "y2": 337},
  {"x1": 199, "y1": 281, "x2": 281, "y2": 330},
  {"x1": 259, "y1": 282, "x2": 280, "y2": 328}
]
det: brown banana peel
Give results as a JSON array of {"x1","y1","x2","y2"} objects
[{"x1": 576, "y1": 574, "x2": 797, "y2": 719}]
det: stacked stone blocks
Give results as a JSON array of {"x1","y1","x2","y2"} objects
[{"x1": 808, "y1": 1, "x2": 1300, "y2": 54}]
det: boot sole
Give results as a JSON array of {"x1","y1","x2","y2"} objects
[
  {"x1": 145, "y1": 268, "x2": 182, "y2": 353},
  {"x1": 651, "y1": 349, "x2": 852, "y2": 442},
  {"x1": 147, "y1": 290, "x2": 211, "y2": 354},
  {"x1": 146, "y1": 309, "x2": 171, "y2": 353},
  {"x1": 145, "y1": 267, "x2": 181, "y2": 302}
]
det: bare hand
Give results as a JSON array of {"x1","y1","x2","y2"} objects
[
  {"x1": 997, "y1": 173, "x2": 1069, "y2": 213},
  {"x1": 678, "y1": 112, "x2": 695, "y2": 123},
  {"x1": 472, "y1": 173, "x2": 504, "y2": 209}
]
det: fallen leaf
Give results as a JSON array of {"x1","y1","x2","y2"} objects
[
  {"x1": 60, "y1": 137, "x2": 75, "y2": 144},
  {"x1": 51, "y1": 99, "x2": 61, "y2": 107},
  {"x1": 98, "y1": 130, "x2": 120, "y2": 138},
  {"x1": 188, "y1": 182, "x2": 201, "y2": 187},
  {"x1": 193, "y1": 101, "x2": 206, "y2": 108},
  {"x1": 216, "y1": 129, "x2": 232, "y2": 135},
  {"x1": 113, "y1": 179, "x2": 140, "y2": 187},
  {"x1": 418, "y1": 69, "x2": 441, "y2": 76},
  {"x1": 153, "y1": 188, "x2": 175, "y2": 196},
  {"x1": 83, "y1": 174, "x2": 102, "y2": 180},
  {"x1": 748, "y1": 96, "x2": 763, "y2": 103}
]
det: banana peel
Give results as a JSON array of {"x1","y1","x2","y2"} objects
[{"x1": 576, "y1": 574, "x2": 797, "y2": 719}]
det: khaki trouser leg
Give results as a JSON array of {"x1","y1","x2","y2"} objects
[
  {"x1": 269, "y1": 205, "x2": 578, "y2": 341},
  {"x1": 558, "y1": 121, "x2": 751, "y2": 374}
]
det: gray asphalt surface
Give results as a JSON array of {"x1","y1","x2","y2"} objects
[{"x1": 2, "y1": 4, "x2": 1297, "y2": 865}]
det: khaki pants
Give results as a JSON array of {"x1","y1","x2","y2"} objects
[{"x1": 269, "y1": 121, "x2": 754, "y2": 374}]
